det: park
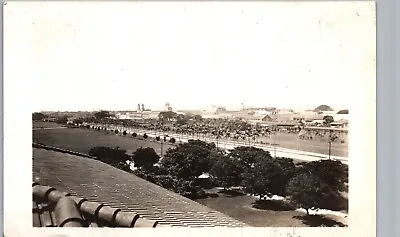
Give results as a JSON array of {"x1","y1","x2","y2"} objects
[{"x1": 33, "y1": 119, "x2": 348, "y2": 227}]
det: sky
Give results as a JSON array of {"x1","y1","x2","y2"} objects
[{"x1": 5, "y1": 2, "x2": 375, "y2": 112}]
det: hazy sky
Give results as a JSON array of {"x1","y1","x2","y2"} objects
[{"x1": 5, "y1": 2, "x2": 375, "y2": 112}]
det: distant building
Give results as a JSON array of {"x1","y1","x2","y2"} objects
[
  {"x1": 165, "y1": 103, "x2": 173, "y2": 111},
  {"x1": 248, "y1": 115, "x2": 274, "y2": 124},
  {"x1": 115, "y1": 111, "x2": 159, "y2": 120}
]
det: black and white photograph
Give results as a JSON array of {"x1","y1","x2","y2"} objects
[{"x1": 4, "y1": 1, "x2": 376, "y2": 237}]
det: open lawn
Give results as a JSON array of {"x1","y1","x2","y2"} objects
[
  {"x1": 32, "y1": 121, "x2": 67, "y2": 129},
  {"x1": 262, "y1": 133, "x2": 348, "y2": 157},
  {"x1": 33, "y1": 128, "x2": 173, "y2": 156},
  {"x1": 195, "y1": 189, "x2": 347, "y2": 227}
]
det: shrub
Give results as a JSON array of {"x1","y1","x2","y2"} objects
[
  {"x1": 88, "y1": 146, "x2": 130, "y2": 169},
  {"x1": 156, "y1": 136, "x2": 160, "y2": 141},
  {"x1": 123, "y1": 131, "x2": 127, "y2": 135},
  {"x1": 143, "y1": 133, "x2": 148, "y2": 139},
  {"x1": 170, "y1": 137, "x2": 176, "y2": 143},
  {"x1": 133, "y1": 170, "x2": 205, "y2": 200},
  {"x1": 132, "y1": 133, "x2": 137, "y2": 137},
  {"x1": 115, "y1": 129, "x2": 119, "y2": 134}
]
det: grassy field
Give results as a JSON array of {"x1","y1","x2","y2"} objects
[
  {"x1": 260, "y1": 133, "x2": 347, "y2": 157},
  {"x1": 33, "y1": 127, "x2": 173, "y2": 156},
  {"x1": 32, "y1": 121, "x2": 67, "y2": 129},
  {"x1": 196, "y1": 189, "x2": 347, "y2": 227}
]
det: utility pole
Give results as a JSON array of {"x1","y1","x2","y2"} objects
[
  {"x1": 273, "y1": 133, "x2": 276, "y2": 158},
  {"x1": 161, "y1": 139, "x2": 163, "y2": 158},
  {"x1": 328, "y1": 129, "x2": 332, "y2": 160}
]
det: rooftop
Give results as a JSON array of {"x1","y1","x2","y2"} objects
[
  {"x1": 33, "y1": 183, "x2": 165, "y2": 227},
  {"x1": 33, "y1": 147, "x2": 248, "y2": 227}
]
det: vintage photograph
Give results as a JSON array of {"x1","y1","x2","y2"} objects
[{"x1": 4, "y1": 1, "x2": 375, "y2": 234}]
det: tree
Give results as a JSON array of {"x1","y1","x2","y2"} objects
[
  {"x1": 134, "y1": 168, "x2": 205, "y2": 199},
  {"x1": 132, "y1": 133, "x2": 137, "y2": 137},
  {"x1": 193, "y1": 114, "x2": 203, "y2": 122},
  {"x1": 88, "y1": 146, "x2": 130, "y2": 170},
  {"x1": 143, "y1": 133, "x2": 148, "y2": 139},
  {"x1": 272, "y1": 158, "x2": 297, "y2": 196},
  {"x1": 55, "y1": 116, "x2": 68, "y2": 124},
  {"x1": 94, "y1": 110, "x2": 111, "y2": 120},
  {"x1": 32, "y1": 112, "x2": 46, "y2": 121},
  {"x1": 160, "y1": 140, "x2": 222, "y2": 181},
  {"x1": 158, "y1": 111, "x2": 178, "y2": 121},
  {"x1": 169, "y1": 137, "x2": 176, "y2": 143},
  {"x1": 242, "y1": 158, "x2": 284, "y2": 199},
  {"x1": 132, "y1": 147, "x2": 160, "y2": 169},
  {"x1": 301, "y1": 160, "x2": 348, "y2": 192},
  {"x1": 122, "y1": 131, "x2": 127, "y2": 135},
  {"x1": 323, "y1": 115, "x2": 334, "y2": 125},
  {"x1": 228, "y1": 146, "x2": 272, "y2": 172},
  {"x1": 115, "y1": 129, "x2": 119, "y2": 134},
  {"x1": 73, "y1": 118, "x2": 84, "y2": 124},
  {"x1": 210, "y1": 156, "x2": 244, "y2": 189},
  {"x1": 287, "y1": 173, "x2": 337, "y2": 215},
  {"x1": 156, "y1": 136, "x2": 160, "y2": 141}
]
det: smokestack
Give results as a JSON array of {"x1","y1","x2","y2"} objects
[
  {"x1": 138, "y1": 104, "x2": 141, "y2": 111},
  {"x1": 141, "y1": 104, "x2": 144, "y2": 111}
]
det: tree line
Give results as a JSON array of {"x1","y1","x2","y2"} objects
[{"x1": 88, "y1": 140, "x2": 347, "y2": 215}]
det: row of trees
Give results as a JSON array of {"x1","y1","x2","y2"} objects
[
  {"x1": 90, "y1": 125, "x2": 178, "y2": 144},
  {"x1": 84, "y1": 117, "x2": 347, "y2": 147},
  {"x1": 88, "y1": 139, "x2": 348, "y2": 215}
]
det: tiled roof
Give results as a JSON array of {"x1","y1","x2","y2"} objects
[
  {"x1": 33, "y1": 147, "x2": 248, "y2": 227},
  {"x1": 32, "y1": 183, "x2": 163, "y2": 227}
]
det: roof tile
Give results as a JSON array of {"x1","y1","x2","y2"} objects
[
  {"x1": 37, "y1": 203, "x2": 54, "y2": 227},
  {"x1": 133, "y1": 218, "x2": 158, "y2": 228},
  {"x1": 114, "y1": 211, "x2": 139, "y2": 227},
  {"x1": 79, "y1": 201, "x2": 104, "y2": 217},
  {"x1": 54, "y1": 196, "x2": 85, "y2": 227},
  {"x1": 97, "y1": 206, "x2": 121, "y2": 225},
  {"x1": 33, "y1": 185, "x2": 56, "y2": 200}
]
